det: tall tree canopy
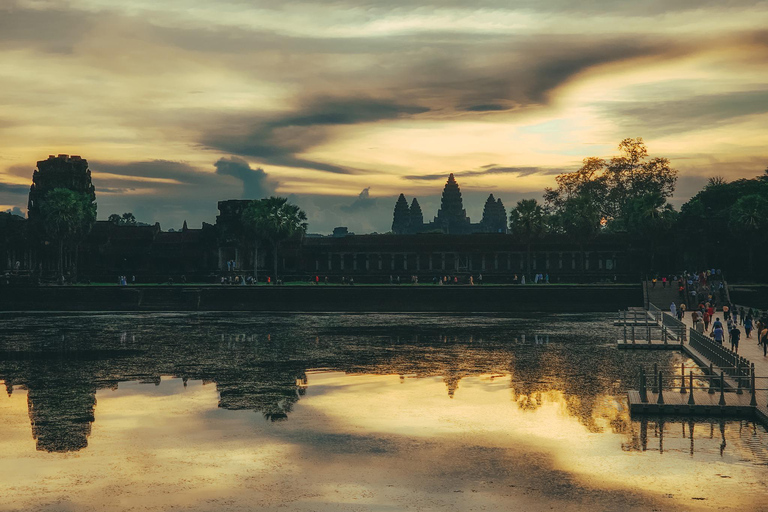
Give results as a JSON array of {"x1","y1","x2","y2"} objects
[
  {"x1": 39, "y1": 188, "x2": 97, "y2": 278},
  {"x1": 545, "y1": 138, "x2": 678, "y2": 230},
  {"x1": 242, "y1": 197, "x2": 307, "y2": 282}
]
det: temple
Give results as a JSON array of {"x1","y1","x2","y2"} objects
[
  {"x1": 391, "y1": 173, "x2": 507, "y2": 234},
  {"x1": 1, "y1": 155, "x2": 649, "y2": 283}
]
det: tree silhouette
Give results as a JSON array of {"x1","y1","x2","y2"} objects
[
  {"x1": 255, "y1": 197, "x2": 307, "y2": 282},
  {"x1": 729, "y1": 194, "x2": 768, "y2": 274},
  {"x1": 508, "y1": 199, "x2": 547, "y2": 278},
  {"x1": 40, "y1": 188, "x2": 97, "y2": 280}
]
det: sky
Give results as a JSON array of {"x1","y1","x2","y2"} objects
[{"x1": 1, "y1": 0, "x2": 767, "y2": 234}]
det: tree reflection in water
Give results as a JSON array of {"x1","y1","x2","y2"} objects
[{"x1": 1, "y1": 312, "x2": 765, "y2": 455}]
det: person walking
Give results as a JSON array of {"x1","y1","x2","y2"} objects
[
  {"x1": 670, "y1": 302, "x2": 677, "y2": 319},
  {"x1": 729, "y1": 323, "x2": 740, "y2": 353},
  {"x1": 713, "y1": 324, "x2": 725, "y2": 345},
  {"x1": 680, "y1": 303, "x2": 686, "y2": 319},
  {"x1": 744, "y1": 316, "x2": 754, "y2": 339}
]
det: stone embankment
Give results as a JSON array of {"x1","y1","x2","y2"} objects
[{"x1": 0, "y1": 284, "x2": 641, "y2": 312}]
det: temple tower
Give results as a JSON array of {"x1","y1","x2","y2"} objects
[
  {"x1": 434, "y1": 173, "x2": 470, "y2": 234},
  {"x1": 28, "y1": 154, "x2": 95, "y2": 220}
]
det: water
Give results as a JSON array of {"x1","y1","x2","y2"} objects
[{"x1": 0, "y1": 312, "x2": 766, "y2": 511}]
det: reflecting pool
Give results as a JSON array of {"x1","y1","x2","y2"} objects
[{"x1": 1, "y1": 312, "x2": 766, "y2": 511}]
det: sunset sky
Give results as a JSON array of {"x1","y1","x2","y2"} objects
[{"x1": 1, "y1": 0, "x2": 767, "y2": 233}]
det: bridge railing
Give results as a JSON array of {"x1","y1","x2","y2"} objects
[
  {"x1": 661, "y1": 312, "x2": 687, "y2": 341},
  {"x1": 688, "y1": 328, "x2": 750, "y2": 379},
  {"x1": 648, "y1": 303, "x2": 661, "y2": 323}
]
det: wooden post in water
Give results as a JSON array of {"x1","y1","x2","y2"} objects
[
  {"x1": 688, "y1": 372, "x2": 695, "y2": 405},
  {"x1": 719, "y1": 372, "x2": 726, "y2": 406},
  {"x1": 632, "y1": 325, "x2": 635, "y2": 344},
  {"x1": 639, "y1": 368, "x2": 648, "y2": 403},
  {"x1": 736, "y1": 360, "x2": 743, "y2": 395},
  {"x1": 750, "y1": 364, "x2": 757, "y2": 407},
  {"x1": 652, "y1": 363, "x2": 658, "y2": 393},
  {"x1": 657, "y1": 371, "x2": 665, "y2": 404},
  {"x1": 708, "y1": 363, "x2": 716, "y2": 394},
  {"x1": 680, "y1": 363, "x2": 686, "y2": 393}
]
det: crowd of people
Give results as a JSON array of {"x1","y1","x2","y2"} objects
[{"x1": 681, "y1": 300, "x2": 768, "y2": 356}]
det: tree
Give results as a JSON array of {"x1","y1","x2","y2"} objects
[
  {"x1": 729, "y1": 194, "x2": 768, "y2": 274},
  {"x1": 250, "y1": 197, "x2": 307, "y2": 283},
  {"x1": 39, "y1": 188, "x2": 97, "y2": 280},
  {"x1": 392, "y1": 194, "x2": 410, "y2": 234},
  {"x1": 108, "y1": 212, "x2": 137, "y2": 226},
  {"x1": 241, "y1": 200, "x2": 269, "y2": 281},
  {"x1": 508, "y1": 199, "x2": 547, "y2": 278},
  {"x1": 545, "y1": 138, "x2": 677, "y2": 224}
]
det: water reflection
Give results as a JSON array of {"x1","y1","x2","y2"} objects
[{"x1": 0, "y1": 312, "x2": 754, "y2": 455}]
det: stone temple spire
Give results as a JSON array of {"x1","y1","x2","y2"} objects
[{"x1": 434, "y1": 173, "x2": 470, "y2": 234}]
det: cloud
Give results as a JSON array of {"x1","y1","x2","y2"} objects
[
  {"x1": 608, "y1": 89, "x2": 768, "y2": 137},
  {"x1": 3, "y1": 206, "x2": 24, "y2": 217},
  {"x1": 202, "y1": 98, "x2": 430, "y2": 174},
  {"x1": 214, "y1": 157, "x2": 276, "y2": 199},
  {"x1": 0, "y1": 4, "x2": 96, "y2": 53},
  {"x1": 0, "y1": 182, "x2": 28, "y2": 193},
  {"x1": 340, "y1": 187, "x2": 376, "y2": 213},
  {"x1": 404, "y1": 166, "x2": 562, "y2": 181}
]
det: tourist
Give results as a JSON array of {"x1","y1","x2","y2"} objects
[
  {"x1": 744, "y1": 316, "x2": 754, "y2": 339},
  {"x1": 723, "y1": 304, "x2": 730, "y2": 321},
  {"x1": 739, "y1": 306, "x2": 745, "y2": 324},
  {"x1": 389, "y1": 275, "x2": 393, "y2": 285},
  {"x1": 521, "y1": 275, "x2": 526, "y2": 285},
  {"x1": 712, "y1": 317, "x2": 723, "y2": 331},
  {"x1": 545, "y1": 273, "x2": 549, "y2": 284},
  {"x1": 349, "y1": 277, "x2": 354, "y2": 286},
  {"x1": 469, "y1": 276, "x2": 474, "y2": 285},
  {"x1": 478, "y1": 273, "x2": 483, "y2": 285},
  {"x1": 694, "y1": 317, "x2": 705, "y2": 334},
  {"x1": 652, "y1": 277, "x2": 657, "y2": 288},
  {"x1": 712, "y1": 324, "x2": 725, "y2": 345},
  {"x1": 703, "y1": 310, "x2": 711, "y2": 331},
  {"x1": 670, "y1": 302, "x2": 676, "y2": 318},
  {"x1": 680, "y1": 303, "x2": 686, "y2": 319},
  {"x1": 729, "y1": 323, "x2": 740, "y2": 353},
  {"x1": 324, "y1": 276, "x2": 328, "y2": 285},
  {"x1": 662, "y1": 276, "x2": 667, "y2": 288}
]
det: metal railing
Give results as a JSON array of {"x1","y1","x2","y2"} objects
[
  {"x1": 648, "y1": 303, "x2": 661, "y2": 323},
  {"x1": 661, "y1": 312, "x2": 687, "y2": 341},
  {"x1": 637, "y1": 364, "x2": 763, "y2": 407},
  {"x1": 687, "y1": 328, "x2": 750, "y2": 379}
]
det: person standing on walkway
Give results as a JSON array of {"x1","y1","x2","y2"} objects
[
  {"x1": 739, "y1": 306, "x2": 745, "y2": 324},
  {"x1": 713, "y1": 324, "x2": 725, "y2": 345},
  {"x1": 729, "y1": 323, "x2": 740, "y2": 353},
  {"x1": 744, "y1": 316, "x2": 754, "y2": 339},
  {"x1": 670, "y1": 302, "x2": 677, "y2": 318},
  {"x1": 680, "y1": 303, "x2": 686, "y2": 319}
]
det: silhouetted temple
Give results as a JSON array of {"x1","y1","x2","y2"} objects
[
  {"x1": 392, "y1": 173, "x2": 507, "y2": 234},
  {"x1": 0, "y1": 154, "x2": 665, "y2": 283}
]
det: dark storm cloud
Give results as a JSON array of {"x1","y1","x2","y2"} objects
[
  {"x1": 203, "y1": 98, "x2": 430, "y2": 173},
  {"x1": 609, "y1": 89, "x2": 768, "y2": 137},
  {"x1": 90, "y1": 160, "x2": 221, "y2": 188},
  {"x1": 0, "y1": 4, "x2": 96, "y2": 53},
  {"x1": 404, "y1": 166, "x2": 561, "y2": 181},
  {"x1": 462, "y1": 104, "x2": 512, "y2": 112},
  {"x1": 213, "y1": 156, "x2": 276, "y2": 199},
  {"x1": 0, "y1": 182, "x2": 28, "y2": 194},
  {"x1": 340, "y1": 187, "x2": 376, "y2": 213}
]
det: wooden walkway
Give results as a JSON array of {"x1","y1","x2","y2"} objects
[{"x1": 621, "y1": 304, "x2": 768, "y2": 426}]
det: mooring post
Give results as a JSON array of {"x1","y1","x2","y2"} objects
[
  {"x1": 708, "y1": 363, "x2": 716, "y2": 394},
  {"x1": 736, "y1": 360, "x2": 743, "y2": 395},
  {"x1": 657, "y1": 371, "x2": 665, "y2": 404},
  {"x1": 647, "y1": 324, "x2": 651, "y2": 343},
  {"x1": 652, "y1": 363, "x2": 658, "y2": 393},
  {"x1": 663, "y1": 326, "x2": 667, "y2": 344},
  {"x1": 639, "y1": 368, "x2": 648, "y2": 403},
  {"x1": 680, "y1": 363, "x2": 686, "y2": 393},
  {"x1": 624, "y1": 322, "x2": 627, "y2": 344},
  {"x1": 719, "y1": 372, "x2": 726, "y2": 406},
  {"x1": 750, "y1": 364, "x2": 757, "y2": 407},
  {"x1": 688, "y1": 372, "x2": 695, "y2": 405},
  {"x1": 632, "y1": 325, "x2": 635, "y2": 344}
]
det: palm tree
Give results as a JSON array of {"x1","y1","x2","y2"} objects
[
  {"x1": 39, "y1": 188, "x2": 97, "y2": 280},
  {"x1": 241, "y1": 200, "x2": 269, "y2": 282},
  {"x1": 245, "y1": 197, "x2": 307, "y2": 283},
  {"x1": 508, "y1": 199, "x2": 547, "y2": 279}
]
